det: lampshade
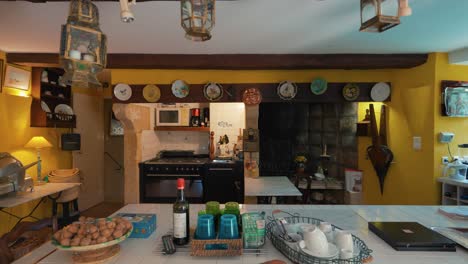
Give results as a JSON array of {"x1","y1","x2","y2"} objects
[{"x1": 25, "y1": 136, "x2": 53, "y2": 149}]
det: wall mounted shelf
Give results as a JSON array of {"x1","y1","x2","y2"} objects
[{"x1": 154, "y1": 126, "x2": 210, "y2": 132}]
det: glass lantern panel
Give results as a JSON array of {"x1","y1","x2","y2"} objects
[
  {"x1": 182, "y1": 0, "x2": 192, "y2": 17},
  {"x1": 192, "y1": 17, "x2": 203, "y2": 28},
  {"x1": 183, "y1": 19, "x2": 191, "y2": 30},
  {"x1": 69, "y1": 26, "x2": 101, "y2": 63},
  {"x1": 361, "y1": 0, "x2": 377, "y2": 24},
  {"x1": 380, "y1": 0, "x2": 399, "y2": 17}
]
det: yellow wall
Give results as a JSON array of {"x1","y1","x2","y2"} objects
[
  {"x1": 0, "y1": 50, "x2": 72, "y2": 235},
  {"x1": 433, "y1": 53, "x2": 468, "y2": 185}
]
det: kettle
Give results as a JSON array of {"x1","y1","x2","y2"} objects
[{"x1": 443, "y1": 159, "x2": 468, "y2": 181}]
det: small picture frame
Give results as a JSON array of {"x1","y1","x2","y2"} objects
[{"x1": 3, "y1": 64, "x2": 31, "y2": 91}]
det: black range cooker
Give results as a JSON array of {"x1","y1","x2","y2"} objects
[
  {"x1": 139, "y1": 150, "x2": 208, "y2": 203},
  {"x1": 139, "y1": 150, "x2": 244, "y2": 204}
]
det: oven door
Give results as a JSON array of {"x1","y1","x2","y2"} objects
[{"x1": 140, "y1": 169, "x2": 203, "y2": 203}]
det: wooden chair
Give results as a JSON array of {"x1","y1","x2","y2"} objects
[{"x1": 290, "y1": 173, "x2": 313, "y2": 204}]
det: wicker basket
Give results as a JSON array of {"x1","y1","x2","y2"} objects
[
  {"x1": 190, "y1": 237, "x2": 243, "y2": 257},
  {"x1": 266, "y1": 211, "x2": 373, "y2": 264}
]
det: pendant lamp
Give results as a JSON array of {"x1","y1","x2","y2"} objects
[{"x1": 59, "y1": 0, "x2": 107, "y2": 88}]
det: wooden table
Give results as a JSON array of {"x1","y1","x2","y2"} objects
[
  {"x1": 244, "y1": 176, "x2": 302, "y2": 204},
  {"x1": 18, "y1": 204, "x2": 468, "y2": 264},
  {"x1": 0, "y1": 183, "x2": 81, "y2": 229}
]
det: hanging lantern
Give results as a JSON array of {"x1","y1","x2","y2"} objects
[
  {"x1": 59, "y1": 0, "x2": 107, "y2": 88},
  {"x1": 180, "y1": 0, "x2": 215, "y2": 41},
  {"x1": 360, "y1": 0, "x2": 400, "y2": 33}
]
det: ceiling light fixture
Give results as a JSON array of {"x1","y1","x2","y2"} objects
[
  {"x1": 120, "y1": 0, "x2": 136, "y2": 23},
  {"x1": 398, "y1": 0, "x2": 412, "y2": 17},
  {"x1": 180, "y1": 0, "x2": 215, "y2": 41},
  {"x1": 59, "y1": 0, "x2": 107, "y2": 88},
  {"x1": 360, "y1": 0, "x2": 400, "y2": 33}
]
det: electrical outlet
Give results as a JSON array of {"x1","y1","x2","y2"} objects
[
  {"x1": 442, "y1": 156, "x2": 449, "y2": 164},
  {"x1": 454, "y1": 156, "x2": 460, "y2": 161}
]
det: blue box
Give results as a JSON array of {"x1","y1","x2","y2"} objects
[{"x1": 117, "y1": 213, "x2": 157, "y2": 238}]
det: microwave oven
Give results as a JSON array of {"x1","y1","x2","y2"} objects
[{"x1": 156, "y1": 106, "x2": 190, "y2": 126}]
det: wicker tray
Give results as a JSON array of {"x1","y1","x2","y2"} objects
[
  {"x1": 266, "y1": 211, "x2": 372, "y2": 264},
  {"x1": 190, "y1": 236, "x2": 243, "y2": 257}
]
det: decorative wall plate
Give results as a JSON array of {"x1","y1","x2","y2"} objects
[
  {"x1": 54, "y1": 104, "x2": 74, "y2": 115},
  {"x1": 277, "y1": 81, "x2": 297, "y2": 100},
  {"x1": 243, "y1": 88, "x2": 262, "y2": 105},
  {"x1": 114, "y1": 83, "x2": 132, "y2": 101},
  {"x1": 370, "y1": 82, "x2": 391, "y2": 102},
  {"x1": 342, "y1": 83, "x2": 360, "y2": 101},
  {"x1": 310, "y1": 77, "x2": 328, "y2": 95},
  {"x1": 143, "y1": 84, "x2": 161, "y2": 103},
  {"x1": 203, "y1": 82, "x2": 223, "y2": 101},
  {"x1": 171, "y1": 80, "x2": 190, "y2": 98}
]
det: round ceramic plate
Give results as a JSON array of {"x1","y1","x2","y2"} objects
[
  {"x1": 204, "y1": 82, "x2": 223, "y2": 101},
  {"x1": 370, "y1": 82, "x2": 391, "y2": 101},
  {"x1": 54, "y1": 104, "x2": 74, "y2": 115},
  {"x1": 243, "y1": 88, "x2": 262, "y2": 105},
  {"x1": 41, "y1": 101, "x2": 51, "y2": 113},
  {"x1": 171, "y1": 80, "x2": 190, "y2": 98},
  {"x1": 143, "y1": 84, "x2": 161, "y2": 103},
  {"x1": 299, "y1": 241, "x2": 339, "y2": 259},
  {"x1": 277, "y1": 81, "x2": 297, "y2": 100},
  {"x1": 342, "y1": 83, "x2": 360, "y2": 101},
  {"x1": 311, "y1": 77, "x2": 328, "y2": 95},
  {"x1": 114, "y1": 83, "x2": 132, "y2": 101}
]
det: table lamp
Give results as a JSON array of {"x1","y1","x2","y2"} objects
[{"x1": 25, "y1": 136, "x2": 53, "y2": 184}]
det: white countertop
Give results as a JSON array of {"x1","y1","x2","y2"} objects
[
  {"x1": 17, "y1": 204, "x2": 468, "y2": 264},
  {"x1": 438, "y1": 177, "x2": 468, "y2": 188},
  {"x1": 0, "y1": 183, "x2": 81, "y2": 208},
  {"x1": 245, "y1": 176, "x2": 302, "y2": 197}
]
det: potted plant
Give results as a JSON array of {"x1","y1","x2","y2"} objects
[{"x1": 294, "y1": 155, "x2": 307, "y2": 174}]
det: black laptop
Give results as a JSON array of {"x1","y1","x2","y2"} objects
[{"x1": 368, "y1": 222, "x2": 456, "y2": 251}]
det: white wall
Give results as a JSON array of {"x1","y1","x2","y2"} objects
[{"x1": 210, "y1": 103, "x2": 246, "y2": 156}]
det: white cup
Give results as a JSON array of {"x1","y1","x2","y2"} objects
[
  {"x1": 83, "y1": 54, "x2": 95, "y2": 62},
  {"x1": 335, "y1": 230, "x2": 354, "y2": 252},
  {"x1": 340, "y1": 248, "x2": 353, "y2": 259},
  {"x1": 69, "y1": 50, "x2": 81, "y2": 60},
  {"x1": 319, "y1": 222, "x2": 333, "y2": 242},
  {"x1": 299, "y1": 226, "x2": 328, "y2": 256},
  {"x1": 298, "y1": 223, "x2": 315, "y2": 234}
]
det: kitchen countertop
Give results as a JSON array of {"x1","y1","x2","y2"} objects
[
  {"x1": 16, "y1": 204, "x2": 468, "y2": 264},
  {"x1": 245, "y1": 176, "x2": 302, "y2": 197}
]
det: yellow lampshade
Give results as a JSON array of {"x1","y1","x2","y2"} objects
[{"x1": 25, "y1": 136, "x2": 53, "y2": 149}]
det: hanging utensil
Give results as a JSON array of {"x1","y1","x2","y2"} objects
[{"x1": 366, "y1": 104, "x2": 394, "y2": 194}]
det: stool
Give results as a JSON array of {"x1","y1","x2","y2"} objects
[{"x1": 52, "y1": 199, "x2": 80, "y2": 228}]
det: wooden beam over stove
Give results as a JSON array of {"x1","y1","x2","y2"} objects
[{"x1": 7, "y1": 53, "x2": 428, "y2": 70}]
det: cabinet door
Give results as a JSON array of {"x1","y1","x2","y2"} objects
[{"x1": 204, "y1": 167, "x2": 237, "y2": 203}]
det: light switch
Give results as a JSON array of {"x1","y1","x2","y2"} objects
[{"x1": 413, "y1": 136, "x2": 422, "y2": 150}]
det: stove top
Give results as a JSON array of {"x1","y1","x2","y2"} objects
[{"x1": 145, "y1": 157, "x2": 209, "y2": 165}]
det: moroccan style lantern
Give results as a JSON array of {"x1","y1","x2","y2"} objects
[
  {"x1": 59, "y1": 0, "x2": 107, "y2": 88},
  {"x1": 180, "y1": 0, "x2": 215, "y2": 41},
  {"x1": 360, "y1": 0, "x2": 400, "y2": 33}
]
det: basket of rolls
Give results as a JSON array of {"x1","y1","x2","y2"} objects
[{"x1": 51, "y1": 216, "x2": 133, "y2": 263}]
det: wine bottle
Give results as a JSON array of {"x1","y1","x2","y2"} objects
[{"x1": 173, "y1": 178, "x2": 190, "y2": 245}]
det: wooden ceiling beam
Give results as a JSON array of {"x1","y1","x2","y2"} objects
[
  {"x1": 0, "y1": 0, "x2": 236, "y2": 2},
  {"x1": 6, "y1": 53, "x2": 428, "y2": 70}
]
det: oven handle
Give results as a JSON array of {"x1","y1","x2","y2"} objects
[
  {"x1": 208, "y1": 168, "x2": 233, "y2": 171},
  {"x1": 146, "y1": 174, "x2": 201, "y2": 177}
]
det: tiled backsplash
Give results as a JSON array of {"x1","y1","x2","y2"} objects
[{"x1": 141, "y1": 130, "x2": 209, "y2": 161}]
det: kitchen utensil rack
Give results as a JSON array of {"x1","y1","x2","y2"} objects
[{"x1": 266, "y1": 210, "x2": 373, "y2": 264}]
